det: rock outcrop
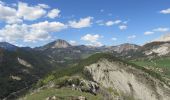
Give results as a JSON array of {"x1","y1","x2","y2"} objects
[{"x1": 84, "y1": 59, "x2": 170, "y2": 100}]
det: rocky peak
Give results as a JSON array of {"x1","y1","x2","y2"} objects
[
  {"x1": 40, "y1": 39, "x2": 72, "y2": 50},
  {"x1": 51, "y1": 39, "x2": 71, "y2": 48}
]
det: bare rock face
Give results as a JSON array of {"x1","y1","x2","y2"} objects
[
  {"x1": 112, "y1": 43, "x2": 139, "y2": 53},
  {"x1": 84, "y1": 59, "x2": 170, "y2": 100},
  {"x1": 38, "y1": 39, "x2": 72, "y2": 50},
  {"x1": 143, "y1": 42, "x2": 170, "y2": 56},
  {"x1": 17, "y1": 57, "x2": 33, "y2": 68},
  {"x1": 51, "y1": 39, "x2": 71, "y2": 48}
]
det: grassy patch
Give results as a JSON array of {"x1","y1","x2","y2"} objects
[
  {"x1": 24, "y1": 88, "x2": 102, "y2": 100},
  {"x1": 131, "y1": 57, "x2": 170, "y2": 78}
]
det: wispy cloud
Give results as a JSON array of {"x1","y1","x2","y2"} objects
[
  {"x1": 144, "y1": 27, "x2": 169, "y2": 35},
  {"x1": 160, "y1": 8, "x2": 170, "y2": 14},
  {"x1": 128, "y1": 35, "x2": 136, "y2": 39},
  {"x1": 153, "y1": 27, "x2": 169, "y2": 32},
  {"x1": 119, "y1": 25, "x2": 127, "y2": 30},
  {"x1": 68, "y1": 17, "x2": 93, "y2": 28},
  {"x1": 144, "y1": 31, "x2": 154, "y2": 35},
  {"x1": 105, "y1": 20, "x2": 122, "y2": 26}
]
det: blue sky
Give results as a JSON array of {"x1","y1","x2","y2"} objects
[{"x1": 0, "y1": 0, "x2": 170, "y2": 47}]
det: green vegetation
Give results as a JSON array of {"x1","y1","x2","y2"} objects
[
  {"x1": 0, "y1": 48, "x2": 56, "y2": 99},
  {"x1": 36, "y1": 53, "x2": 169, "y2": 87},
  {"x1": 35, "y1": 53, "x2": 121, "y2": 87},
  {"x1": 22, "y1": 53, "x2": 170, "y2": 99},
  {"x1": 24, "y1": 88, "x2": 102, "y2": 100},
  {"x1": 131, "y1": 57, "x2": 170, "y2": 78}
]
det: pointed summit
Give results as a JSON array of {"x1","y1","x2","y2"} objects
[
  {"x1": 51, "y1": 39, "x2": 71, "y2": 48},
  {"x1": 39, "y1": 39, "x2": 72, "y2": 50}
]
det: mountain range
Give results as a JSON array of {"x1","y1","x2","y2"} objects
[{"x1": 1, "y1": 39, "x2": 170, "y2": 100}]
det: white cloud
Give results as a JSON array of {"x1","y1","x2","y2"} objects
[
  {"x1": 105, "y1": 21, "x2": 114, "y2": 26},
  {"x1": 31, "y1": 21, "x2": 66, "y2": 32},
  {"x1": 119, "y1": 25, "x2": 127, "y2": 30},
  {"x1": 38, "y1": 4, "x2": 50, "y2": 9},
  {"x1": 160, "y1": 8, "x2": 170, "y2": 14},
  {"x1": 113, "y1": 20, "x2": 122, "y2": 24},
  {"x1": 0, "y1": 1, "x2": 63, "y2": 23},
  {"x1": 0, "y1": 1, "x2": 68, "y2": 44},
  {"x1": 69, "y1": 17, "x2": 93, "y2": 28},
  {"x1": 81, "y1": 34, "x2": 103, "y2": 47},
  {"x1": 144, "y1": 31, "x2": 154, "y2": 35},
  {"x1": 81, "y1": 34, "x2": 101, "y2": 42},
  {"x1": 128, "y1": 35, "x2": 136, "y2": 39},
  {"x1": 105, "y1": 20, "x2": 121, "y2": 26},
  {"x1": 17, "y1": 2, "x2": 47, "y2": 20},
  {"x1": 0, "y1": 2, "x2": 50, "y2": 23},
  {"x1": 0, "y1": 37, "x2": 4, "y2": 42},
  {"x1": 153, "y1": 27, "x2": 169, "y2": 32},
  {"x1": 0, "y1": 21, "x2": 66, "y2": 43},
  {"x1": 0, "y1": 24, "x2": 29, "y2": 42},
  {"x1": 47, "y1": 9, "x2": 60, "y2": 19},
  {"x1": 0, "y1": 3, "x2": 22, "y2": 24},
  {"x1": 26, "y1": 21, "x2": 66, "y2": 42},
  {"x1": 24, "y1": 21, "x2": 66, "y2": 42},
  {"x1": 144, "y1": 27, "x2": 169, "y2": 35},
  {"x1": 24, "y1": 32, "x2": 51, "y2": 42},
  {"x1": 86, "y1": 42, "x2": 103, "y2": 47},
  {"x1": 69, "y1": 40, "x2": 77, "y2": 45},
  {"x1": 0, "y1": 3, "x2": 16, "y2": 16},
  {"x1": 111, "y1": 37, "x2": 117, "y2": 41}
]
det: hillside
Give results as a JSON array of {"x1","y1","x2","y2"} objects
[
  {"x1": 0, "y1": 47, "x2": 56, "y2": 99},
  {"x1": 131, "y1": 57, "x2": 170, "y2": 79},
  {"x1": 21, "y1": 53, "x2": 170, "y2": 100}
]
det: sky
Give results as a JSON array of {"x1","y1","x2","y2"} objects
[{"x1": 0, "y1": 0, "x2": 170, "y2": 47}]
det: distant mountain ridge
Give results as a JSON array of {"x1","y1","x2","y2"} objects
[
  {"x1": 0, "y1": 42, "x2": 18, "y2": 51},
  {"x1": 1, "y1": 39, "x2": 170, "y2": 59}
]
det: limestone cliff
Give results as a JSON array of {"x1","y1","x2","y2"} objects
[{"x1": 84, "y1": 59, "x2": 170, "y2": 100}]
